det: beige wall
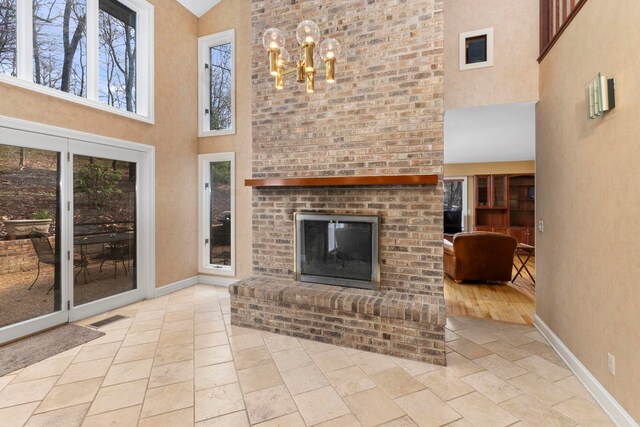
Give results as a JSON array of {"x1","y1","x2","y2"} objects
[
  {"x1": 445, "y1": 161, "x2": 535, "y2": 230},
  {"x1": 444, "y1": 0, "x2": 539, "y2": 109},
  {"x1": 537, "y1": 0, "x2": 640, "y2": 420},
  {"x1": 0, "y1": 1, "x2": 199, "y2": 287},
  {"x1": 198, "y1": 0, "x2": 252, "y2": 280}
]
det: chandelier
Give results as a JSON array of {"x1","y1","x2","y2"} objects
[{"x1": 262, "y1": 20, "x2": 341, "y2": 93}]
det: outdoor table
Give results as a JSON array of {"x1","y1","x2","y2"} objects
[{"x1": 74, "y1": 231, "x2": 134, "y2": 284}]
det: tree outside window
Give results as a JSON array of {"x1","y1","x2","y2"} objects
[
  {"x1": 0, "y1": 0, "x2": 17, "y2": 76},
  {"x1": 209, "y1": 43, "x2": 232, "y2": 131},
  {"x1": 32, "y1": 0, "x2": 87, "y2": 97},
  {"x1": 0, "y1": 0, "x2": 150, "y2": 117},
  {"x1": 444, "y1": 180, "x2": 463, "y2": 211},
  {"x1": 99, "y1": 0, "x2": 136, "y2": 113}
]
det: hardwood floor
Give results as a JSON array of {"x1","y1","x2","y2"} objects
[{"x1": 444, "y1": 256, "x2": 536, "y2": 325}]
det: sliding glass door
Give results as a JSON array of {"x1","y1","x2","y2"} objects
[
  {"x1": 72, "y1": 154, "x2": 137, "y2": 306},
  {"x1": 0, "y1": 128, "x2": 69, "y2": 342},
  {"x1": 0, "y1": 125, "x2": 151, "y2": 343},
  {"x1": 67, "y1": 140, "x2": 146, "y2": 321}
]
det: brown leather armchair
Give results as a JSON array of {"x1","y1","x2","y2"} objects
[{"x1": 443, "y1": 232, "x2": 517, "y2": 283}]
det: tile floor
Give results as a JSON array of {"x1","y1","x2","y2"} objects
[{"x1": 0, "y1": 285, "x2": 614, "y2": 426}]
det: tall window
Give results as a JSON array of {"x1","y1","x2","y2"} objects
[
  {"x1": 199, "y1": 30, "x2": 235, "y2": 137},
  {"x1": 99, "y1": 0, "x2": 136, "y2": 112},
  {"x1": 0, "y1": 0, "x2": 152, "y2": 120},
  {"x1": 199, "y1": 152, "x2": 235, "y2": 275},
  {"x1": 0, "y1": 0, "x2": 17, "y2": 76}
]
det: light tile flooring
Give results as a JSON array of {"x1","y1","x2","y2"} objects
[{"x1": 0, "y1": 285, "x2": 613, "y2": 427}]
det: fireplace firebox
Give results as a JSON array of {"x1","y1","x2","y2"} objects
[{"x1": 294, "y1": 213, "x2": 379, "y2": 290}]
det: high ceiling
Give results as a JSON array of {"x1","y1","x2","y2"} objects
[
  {"x1": 176, "y1": 0, "x2": 221, "y2": 17},
  {"x1": 444, "y1": 102, "x2": 536, "y2": 164}
]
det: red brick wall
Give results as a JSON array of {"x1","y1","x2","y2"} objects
[{"x1": 0, "y1": 239, "x2": 41, "y2": 274}]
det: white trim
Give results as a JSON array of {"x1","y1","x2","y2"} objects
[
  {"x1": 15, "y1": 1, "x2": 33, "y2": 81},
  {"x1": 0, "y1": 114, "x2": 154, "y2": 153},
  {"x1": 0, "y1": 312, "x2": 69, "y2": 345},
  {"x1": 198, "y1": 152, "x2": 236, "y2": 276},
  {"x1": 198, "y1": 29, "x2": 236, "y2": 137},
  {"x1": 69, "y1": 288, "x2": 145, "y2": 322},
  {"x1": 122, "y1": 0, "x2": 155, "y2": 122},
  {"x1": 154, "y1": 276, "x2": 200, "y2": 297},
  {"x1": 198, "y1": 275, "x2": 238, "y2": 287},
  {"x1": 534, "y1": 315, "x2": 639, "y2": 427},
  {"x1": 1, "y1": 0, "x2": 154, "y2": 123},
  {"x1": 87, "y1": 0, "x2": 99, "y2": 101},
  {"x1": 459, "y1": 28, "x2": 494, "y2": 71},
  {"x1": 145, "y1": 148, "x2": 156, "y2": 300},
  {"x1": 0, "y1": 75, "x2": 153, "y2": 123}
]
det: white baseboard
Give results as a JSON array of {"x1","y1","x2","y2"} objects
[
  {"x1": 198, "y1": 275, "x2": 238, "y2": 287},
  {"x1": 534, "y1": 315, "x2": 639, "y2": 427},
  {"x1": 153, "y1": 275, "x2": 237, "y2": 298},
  {"x1": 154, "y1": 276, "x2": 200, "y2": 297}
]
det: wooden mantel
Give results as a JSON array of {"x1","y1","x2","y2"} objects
[{"x1": 245, "y1": 174, "x2": 438, "y2": 188}]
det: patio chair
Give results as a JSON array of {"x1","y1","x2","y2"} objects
[
  {"x1": 100, "y1": 241, "x2": 130, "y2": 278},
  {"x1": 29, "y1": 232, "x2": 57, "y2": 292}
]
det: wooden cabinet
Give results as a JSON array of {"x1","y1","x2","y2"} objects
[
  {"x1": 507, "y1": 227, "x2": 535, "y2": 246},
  {"x1": 475, "y1": 174, "x2": 535, "y2": 246},
  {"x1": 476, "y1": 175, "x2": 507, "y2": 208}
]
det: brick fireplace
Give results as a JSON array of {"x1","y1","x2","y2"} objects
[{"x1": 230, "y1": 0, "x2": 446, "y2": 365}]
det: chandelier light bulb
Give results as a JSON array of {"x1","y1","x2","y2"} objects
[
  {"x1": 263, "y1": 27, "x2": 285, "y2": 51},
  {"x1": 296, "y1": 20, "x2": 320, "y2": 46},
  {"x1": 319, "y1": 38, "x2": 341, "y2": 60}
]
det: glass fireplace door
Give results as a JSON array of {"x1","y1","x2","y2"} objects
[{"x1": 295, "y1": 213, "x2": 379, "y2": 290}]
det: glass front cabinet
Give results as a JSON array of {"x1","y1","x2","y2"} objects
[{"x1": 474, "y1": 174, "x2": 535, "y2": 246}]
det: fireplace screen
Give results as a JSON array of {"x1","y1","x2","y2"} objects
[{"x1": 295, "y1": 213, "x2": 379, "y2": 290}]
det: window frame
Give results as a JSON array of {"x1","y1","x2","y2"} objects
[
  {"x1": 459, "y1": 28, "x2": 493, "y2": 71},
  {"x1": 0, "y1": 0, "x2": 154, "y2": 123},
  {"x1": 198, "y1": 29, "x2": 236, "y2": 137},
  {"x1": 198, "y1": 152, "x2": 236, "y2": 276}
]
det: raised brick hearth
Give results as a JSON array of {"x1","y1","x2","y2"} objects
[
  {"x1": 231, "y1": 0, "x2": 445, "y2": 365},
  {"x1": 231, "y1": 277, "x2": 445, "y2": 364}
]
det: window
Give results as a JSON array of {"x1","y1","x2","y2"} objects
[
  {"x1": 0, "y1": 0, "x2": 17, "y2": 76},
  {"x1": 444, "y1": 177, "x2": 467, "y2": 233},
  {"x1": 199, "y1": 30, "x2": 235, "y2": 137},
  {"x1": 99, "y1": 0, "x2": 136, "y2": 112},
  {"x1": 459, "y1": 28, "x2": 493, "y2": 70},
  {"x1": 0, "y1": 0, "x2": 153, "y2": 121},
  {"x1": 465, "y1": 35, "x2": 486, "y2": 64},
  {"x1": 199, "y1": 152, "x2": 235, "y2": 275},
  {"x1": 32, "y1": 0, "x2": 87, "y2": 97}
]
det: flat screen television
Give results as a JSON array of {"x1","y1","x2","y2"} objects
[{"x1": 444, "y1": 210, "x2": 462, "y2": 234}]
